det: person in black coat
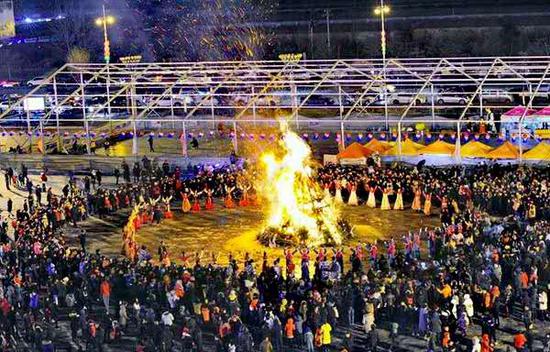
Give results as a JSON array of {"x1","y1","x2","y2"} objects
[
  {"x1": 114, "y1": 168, "x2": 120, "y2": 185},
  {"x1": 4, "y1": 171, "x2": 10, "y2": 191},
  {"x1": 367, "y1": 324, "x2": 379, "y2": 351},
  {"x1": 35, "y1": 186, "x2": 42, "y2": 204}
]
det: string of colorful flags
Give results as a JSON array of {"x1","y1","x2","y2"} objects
[{"x1": 0, "y1": 129, "x2": 541, "y2": 142}]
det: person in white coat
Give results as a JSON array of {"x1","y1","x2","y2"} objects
[
  {"x1": 118, "y1": 301, "x2": 128, "y2": 330},
  {"x1": 539, "y1": 288, "x2": 548, "y2": 321},
  {"x1": 464, "y1": 293, "x2": 474, "y2": 318},
  {"x1": 471, "y1": 337, "x2": 481, "y2": 352},
  {"x1": 161, "y1": 310, "x2": 174, "y2": 326}
]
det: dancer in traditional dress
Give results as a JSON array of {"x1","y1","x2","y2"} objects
[
  {"x1": 204, "y1": 188, "x2": 214, "y2": 210},
  {"x1": 334, "y1": 180, "x2": 344, "y2": 204},
  {"x1": 412, "y1": 186, "x2": 422, "y2": 211},
  {"x1": 423, "y1": 192, "x2": 432, "y2": 216},
  {"x1": 180, "y1": 191, "x2": 191, "y2": 213},
  {"x1": 366, "y1": 186, "x2": 377, "y2": 208},
  {"x1": 347, "y1": 182, "x2": 359, "y2": 206},
  {"x1": 393, "y1": 186, "x2": 404, "y2": 210},
  {"x1": 191, "y1": 189, "x2": 202, "y2": 212},
  {"x1": 284, "y1": 248, "x2": 296, "y2": 277},
  {"x1": 163, "y1": 194, "x2": 173, "y2": 219},
  {"x1": 380, "y1": 186, "x2": 392, "y2": 210},
  {"x1": 238, "y1": 183, "x2": 250, "y2": 207},
  {"x1": 224, "y1": 185, "x2": 235, "y2": 208}
]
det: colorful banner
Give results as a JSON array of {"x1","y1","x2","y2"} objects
[{"x1": 0, "y1": 1, "x2": 15, "y2": 39}]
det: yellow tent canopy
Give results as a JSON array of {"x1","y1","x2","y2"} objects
[
  {"x1": 384, "y1": 139, "x2": 424, "y2": 156},
  {"x1": 522, "y1": 142, "x2": 550, "y2": 160},
  {"x1": 460, "y1": 141, "x2": 494, "y2": 158},
  {"x1": 337, "y1": 142, "x2": 374, "y2": 159},
  {"x1": 364, "y1": 138, "x2": 391, "y2": 153},
  {"x1": 418, "y1": 140, "x2": 456, "y2": 155},
  {"x1": 486, "y1": 141, "x2": 519, "y2": 159}
]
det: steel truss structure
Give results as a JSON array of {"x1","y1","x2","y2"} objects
[{"x1": 0, "y1": 56, "x2": 548, "y2": 160}]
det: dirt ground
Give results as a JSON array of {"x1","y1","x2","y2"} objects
[{"x1": 125, "y1": 201, "x2": 441, "y2": 266}]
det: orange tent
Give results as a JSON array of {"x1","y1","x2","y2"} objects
[
  {"x1": 364, "y1": 138, "x2": 391, "y2": 153},
  {"x1": 384, "y1": 139, "x2": 424, "y2": 156},
  {"x1": 460, "y1": 141, "x2": 493, "y2": 158},
  {"x1": 522, "y1": 142, "x2": 550, "y2": 160},
  {"x1": 486, "y1": 141, "x2": 519, "y2": 159},
  {"x1": 418, "y1": 140, "x2": 455, "y2": 155},
  {"x1": 337, "y1": 142, "x2": 373, "y2": 164}
]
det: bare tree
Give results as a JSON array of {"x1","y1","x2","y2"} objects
[
  {"x1": 49, "y1": 0, "x2": 98, "y2": 60},
  {"x1": 67, "y1": 47, "x2": 91, "y2": 63}
]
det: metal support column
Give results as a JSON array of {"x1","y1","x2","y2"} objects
[
  {"x1": 397, "y1": 122, "x2": 402, "y2": 161},
  {"x1": 26, "y1": 110, "x2": 32, "y2": 154},
  {"x1": 130, "y1": 80, "x2": 138, "y2": 156},
  {"x1": 52, "y1": 76, "x2": 61, "y2": 151},
  {"x1": 80, "y1": 73, "x2": 91, "y2": 155},
  {"x1": 338, "y1": 85, "x2": 344, "y2": 119},
  {"x1": 456, "y1": 122, "x2": 462, "y2": 164},
  {"x1": 479, "y1": 84, "x2": 484, "y2": 117},
  {"x1": 107, "y1": 65, "x2": 112, "y2": 135},
  {"x1": 132, "y1": 121, "x2": 138, "y2": 156},
  {"x1": 232, "y1": 121, "x2": 238, "y2": 153},
  {"x1": 430, "y1": 84, "x2": 435, "y2": 130},
  {"x1": 252, "y1": 86, "x2": 257, "y2": 126},
  {"x1": 39, "y1": 119, "x2": 45, "y2": 155},
  {"x1": 291, "y1": 79, "x2": 299, "y2": 130},
  {"x1": 340, "y1": 120, "x2": 345, "y2": 149},
  {"x1": 170, "y1": 87, "x2": 175, "y2": 130},
  {"x1": 383, "y1": 82, "x2": 389, "y2": 130},
  {"x1": 181, "y1": 121, "x2": 188, "y2": 157},
  {"x1": 210, "y1": 86, "x2": 215, "y2": 120},
  {"x1": 518, "y1": 122, "x2": 523, "y2": 163}
]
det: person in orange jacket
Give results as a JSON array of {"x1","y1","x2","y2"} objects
[{"x1": 285, "y1": 317, "x2": 296, "y2": 346}]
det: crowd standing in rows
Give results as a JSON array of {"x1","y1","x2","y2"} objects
[{"x1": 0, "y1": 157, "x2": 548, "y2": 352}]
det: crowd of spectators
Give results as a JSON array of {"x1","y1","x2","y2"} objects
[{"x1": 0, "y1": 160, "x2": 548, "y2": 352}]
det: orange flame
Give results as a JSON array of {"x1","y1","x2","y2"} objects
[{"x1": 258, "y1": 122, "x2": 342, "y2": 246}]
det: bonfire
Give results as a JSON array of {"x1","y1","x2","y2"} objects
[{"x1": 257, "y1": 122, "x2": 352, "y2": 247}]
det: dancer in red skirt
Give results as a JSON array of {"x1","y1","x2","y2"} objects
[
  {"x1": 163, "y1": 194, "x2": 173, "y2": 219},
  {"x1": 224, "y1": 185, "x2": 235, "y2": 208},
  {"x1": 204, "y1": 188, "x2": 214, "y2": 210},
  {"x1": 190, "y1": 190, "x2": 202, "y2": 212},
  {"x1": 238, "y1": 183, "x2": 250, "y2": 207}
]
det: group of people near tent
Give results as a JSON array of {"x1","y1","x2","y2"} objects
[{"x1": 317, "y1": 163, "x2": 548, "y2": 220}]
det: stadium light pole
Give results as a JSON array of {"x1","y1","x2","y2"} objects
[
  {"x1": 374, "y1": 1, "x2": 390, "y2": 69},
  {"x1": 374, "y1": 0, "x2": 390, "y2": 129},
  {"x1": 95, "y1": 6, "x2": 115, "y2": 131},
  {"x1": 95, "y1": 5, "x2": 115, "y2": 64}
]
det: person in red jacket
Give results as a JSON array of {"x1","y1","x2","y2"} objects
[
  {"x1": 100, "y1": 279, "x2": 111, "y2": 313},
  {"x1": 481, "y1": 333, "x2": 493, "y2": 352},
  {"x1": 514, "y1": 331, "x2": 527, "y2": 351}
]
